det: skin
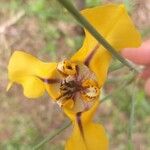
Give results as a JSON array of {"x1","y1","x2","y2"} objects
[{"x1": 122, "y1": 40, "x2": 150, "y2": 96}]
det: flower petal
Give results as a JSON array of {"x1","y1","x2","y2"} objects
[
  {"x1": 71, "y1": 4, "x2": 141, "y2": 86},
  {"x1": 8, "y1": 51, "x2": 57, "y2": 98},
  {"x1": 64, "y1": 101, "x2": 109, "y2": 150}
]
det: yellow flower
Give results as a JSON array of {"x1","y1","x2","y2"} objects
[{"x1": 7, "y1": 4, "x2": 141, "y2": 150}]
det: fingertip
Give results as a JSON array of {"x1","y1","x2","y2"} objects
[
  {"x1": 122, "y1": 47, "x2": 150, "y2": 65},
  {"x1": 140, "y1": 67, "x2": 150, "y2": 80},
  {"x1": 145, "y1": 78, "x2": 150, "y2": 96},
  {"x1": 121, "y1": 48, "x2": 133, "y2": 58},
  {"x1": 122, "y1": 48, "x2": 141, "y2": 62},
  {"x1": 141, "y1": 40, "x2": 150, "y2": 48}
]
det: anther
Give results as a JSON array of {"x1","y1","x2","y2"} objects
[
  {"x1": 57, "y1": 59, "x2": 77, "y2": 75},
  {"x1": 81, "y1": 79, "x2": 100, "y2": 101}
]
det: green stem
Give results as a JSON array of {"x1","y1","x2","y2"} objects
[
  {"x1": 101, "y1": 73, "x2": 135, "y2": 103},
  {"x1": 106, "y1": 71, "x2": 135, "y2": 84},
  {"x1": 108, "y1": 62, "x2": 124, "y2": 72},
  {"x1": 57, "y1": 0, "x2": 139, "y2": 73},
  {"x1": 128, "y1": 78, "x2": 138, "y2": 150},
  {"x1": 32, "y1": 121, "x2": 71, "y2": 150}
]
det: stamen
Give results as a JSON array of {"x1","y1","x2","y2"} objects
[
  {"x1": 81, "y1": 79, "x2": 100, "y2": 101},
  {"x1": 56, "y1": 76, "x2": 82, "y2": 106},
  {"x1": 84, "y1": 44, "x2": 100, "y2": 66},
  {"x1": 57, "y1": 59, "x2": 77, "y2": 75}
]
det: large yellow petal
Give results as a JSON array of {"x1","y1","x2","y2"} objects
[
  {"x1": 64, "y1": 101, "x2": 109, "y2": 150},
  {"x1": 71, "y1": 4, "x2": 141, "y2": 86},
  {"x1": 7, "y1": 51, "x2": 57, "y2": 98}
]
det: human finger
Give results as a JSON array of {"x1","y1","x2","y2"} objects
[
  {"x1": 122, "y1": 40, "x2": 150, "y2": 65},
  {"x1": 145, "y1": 78, "x2": 150, "y2": 96},
  {"x1": 140, "y1": 67, "x2": 150, "y2": 79}
]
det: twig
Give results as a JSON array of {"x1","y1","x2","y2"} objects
[
  {"x1": 109, "y1": 62, "x2": 124, "y2": 72},
  {"x1": 101, "y1": 73, "x2": 136, "y2": 103},
  {"x1": 128, "y1": 78, "x2": 139, "y2": 150},
  {"x1": 32, "y1": 121, "x2": 71, "y2": 150},
  {"x1": 0, "y1": 10, "x2": 25, "y2": 34}
]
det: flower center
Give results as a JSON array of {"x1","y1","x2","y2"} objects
[
  {"x1": 55, "y1": 59, "x2": 100, "y2": 112},
  {"x1": 56, "y1": 75, "x2": 82, "y2": 101}
]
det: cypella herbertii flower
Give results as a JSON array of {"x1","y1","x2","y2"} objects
[{"x1": 7, "y1": 4, "x2": 141, "y2": 150}]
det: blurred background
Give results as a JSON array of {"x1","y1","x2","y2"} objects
[{"x1": 0, "y1": 0, "x2": 150, "y2": 149}]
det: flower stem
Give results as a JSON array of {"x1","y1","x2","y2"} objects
[
  {"x1": 128, "y1": 78, "x2": 139, "y2": 150},
  {"x1": 32, "y1": 121, "x2": 71, "y2": 150},
  {"x1": 57, "y1": 0, "x2": 139, "y2": 73},
  {"x1": 101, "y1": 72, "x2": 136, "y2": 103},
  {"x1": 108, "y1": 62, "x2": 124, "y2": 72}
]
